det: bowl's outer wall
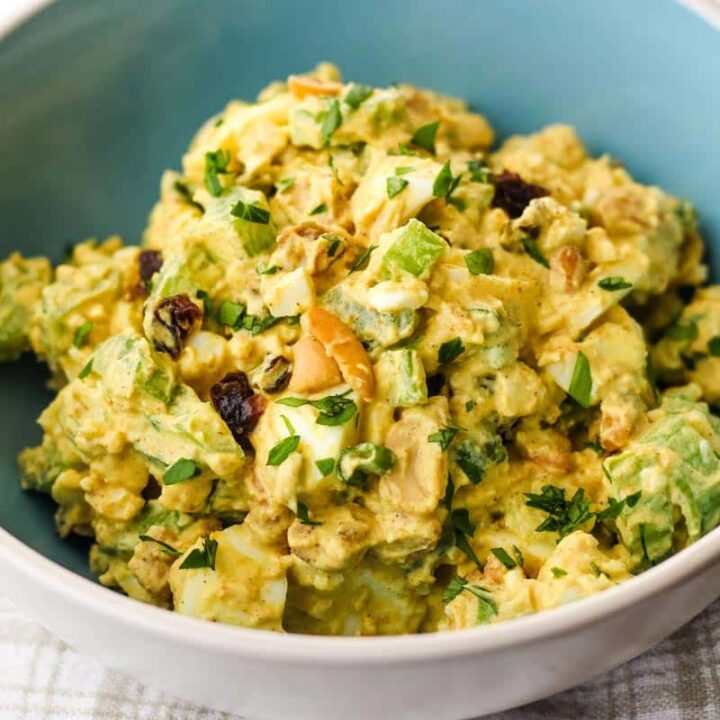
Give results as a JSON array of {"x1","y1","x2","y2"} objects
[{"x1": 3, "y1": 0, "x2": 720, "y2": 575}]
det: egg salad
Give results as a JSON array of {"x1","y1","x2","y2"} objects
[{"x1": 3, "y1": 63, "x2": 719, "y2": 635}]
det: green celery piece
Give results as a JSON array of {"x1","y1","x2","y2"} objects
[
  {"x1": 376, "y1": 349, "x2": 428, "y2": 406},
  {"x1": 379, "y1": 220, "x2": 447, "y2": 280}
]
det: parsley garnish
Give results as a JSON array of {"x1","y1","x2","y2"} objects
[
  {"x1": 78, "y1": 359, "x2": 93, "y2": 380},
  {"x1": 217, "y1": 301, "x2": 245, "y2": 328},
  {"x1": 258, "y1": 264, "x2": 279, "y2": 276},
  {"x1": 344, "y1": 83, "x2": 373, "y2": 109},
  {"x1": 179, "y1": 537, "x2": 218, "y2": 571},
  {"x1": 349, "y1": 245, "x2": 378, "y2": 273},
  {"x1": 73, "y1": 321, "x2": 93, "y2": 349},
  {"x1": 444, "y1": 474, "x2": 455, "y2": 509},
  {"x1": 309, "y1": 203, "x2": 327, "y2": 216},
  {"x1": 387, "y1": 176, "x2": 409, "y2": 199},
  {"x1": 598, "y1": 276, "x2": 633, "y2": 291},
  {"x1": 551, "y1": 567, "x2": 567, "y2": 578},
  {"x1": 328, "y1": 154, "x2": 343, "y2": 186},
  {"x1": 454, "y1": 438, "x2": 506, "y2": 485},
  {"x1": 296, "y1": 501, "x2": 321, "y2": 526},
  {"x1": 325, "y1": 236, "x2": 342, "y2": 257},
  {"x1": 276, "y1": 177, "x2": 296, "y2": 194},
  {"x1": 241, "y1": 314, "x2": 280, "y2": 336},
  {"x1": 432, "y1": 160, "x2": 461, "y2": 199},
  {"x1": 204, "y1": 149, "x2": 231, "y2": 197},
  {"x1": 138, "y1": 535, "x2": 181, "y2": 557},
  {"x1": 163, "y1": 459, "x2": 200, "y2": 485},
  {"x1": 467, "y1": 158, "x2": 492, "y2": 183},
  {"x1": 589, "y1": 561, "x2": 607, "y2": 578},
  {"x1": 451, "y1": 508, "x2": 483, "y2": 569},
  {"x1": 464, "y1": 249, "x2": 494, "y2": 275},
  {"x1": 666, "y1": 320, "x2": 699, "y2": 342},
  {"x1": 321, "y1": 99, "x2": 342, "y2": 145},
  {"x1": 465, "y1": 400, "x2": 476, "y2": 412},
  {"x1": 524, "y1": 485, "x2": 593, "y2": 538},
  {"x1": 276, "y1": 390, "x2": 357, "y2": 426},
  {"x1": 513, "y1": 545, "x2": 524, "y2": 568},
  {"x1": 428, "y1": 425, "x2": 460, "y2": 451},
  {"x1": 709, "y1": 337, "x2": 720, "y2": 356},
  {"x1": 491, "y1": 547, "x2": 516, "y2": 570},
  {"x1": 520, "y1": 234, "x2": 549, "y2": 268},
  {"x1": 568, "y1": 351, "x2": 592, "y2": 408},
  {"x1": 438, "y1": 337, "x2": 464, "y2": 364},
  {"x1": 230, "y1": 199, "x2": 270, "y2": 224},
  {"x1": 315, "y1": 458, "x2": 335, "y2": 477},
  {"x1": 411, "y1": 120, "x2": 439, "y2": 154},
  {"x1": 395, "y1": 166, "x2": 414, "y2": 176},
  {"x1": 173, "y1": 179, "x2": 205, "y2": 212},
  {"x1": 267, "y1": 416, "x2": 301, "y2": 466},
  {"x1": 441, "y1": 576, "x2": 498, "y2": 621}
]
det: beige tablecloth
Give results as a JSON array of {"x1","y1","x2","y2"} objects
[{"x1": 1, "y1": 593, "x2": 719, "y2": 719}]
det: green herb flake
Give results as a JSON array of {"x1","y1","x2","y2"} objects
[
  {"x1": 468, "y1": 158, "x2": 492, "y2": 183},
  {"x1": 589, "y1": 561, "x2": 607, "y2": 578},
  {"x1": 386, "y1": 175, "x2": 409, "y2": 199},
  {"x1": 349, "y1": 245, "x2": 378, "y2": 273},
  {"x1": 666, "y1": 319, "x2": 699, "y2": 342},
  {"x1": 325, "y1": 236, "x2": 342, "y2": 257},
  {"x1": 230, "y1": 199, "x2": 270, "y2": 224},
  {"x1": 296, "y1": 501, "x2": 321, "y2": 526},
  {"x1": 708, "y1": 336, "x2": 720, "y2": 356},
  {"x1": 598, "y1": 276, "x2": 633, "y2": 291},
  {"x1": 520, "y1": 234, "x2": 550, "y2": 268},
  {"x1": 315, "y1": 457, "x2": 335, "y2": 477},
  {"x1": 411, "y1": 120, "x2": 440, "y2": 155},
  {"x1": 267, "y1": 417, "x2": 301, "y2": 466},
  {"x1": 513, "y1": 545, "x2": 524, "y2": 568},
  {"x1": 258, "y1": 264, "x2": 279, "y2": 276},
  {"x1": 173, "y1": 180, "x2": 205, "y2": 212},
  {"x1": 432, "y1": 160, "x2": 461, "y2": 199},
  {"x1": 276, "y1": 177, "x2": 296, "y2": 194},
  {"x1": 465, "y1": 400, "x2": 476, "y2": 412},
  {"x1": 444, "y1": 474, "x2": 455, "y2": 509},
  {"x1": 328, "y1": 154, "x2": 344, "y2": 186},
  {"x1": 73, "y1": 321, "x2": 93, "y2": 349},
  {"x1": 321, "y1": 99, "x2": 342, "y2": 145},
  {"x1": 464, "y1": 249, "x2": 494, "y2": 275},
  {"x1": 277, "y1": 390, "x2": 357, "y2": 426},
  {"x1": 218, "y1": 301, "x2": 245, "y2": 328},
  {"x1": 395, "y1": 166, "x2": 415, "y2": 176},
  {"x1": 309, "y1": 203, "x2": 327, "y2": 216},
  {"x1": 491, "y1": 547, "x2": 516, "y2": 570},
  {"x1": 551, "y1": 567, "x2": 567, "y2": 578},
  {"x1": 442, "y1": 575, "x2": 468, "y2": 604},
  {"x1": 78, "y1": 359, "x2": 93, "y2": 380},
  {"x1": 525, "y1": 485, "x2": 593, "y2": 538},
  {"x1": 568, "y1": 351, "x2": 592, "y2": 409},
  {"x1": 438, "y1": 337, "x2": 465, "y2": 364},
  {"x1": 204, "y1": 149, "x2": 231, "y2": 197},
  {"x1": 344, "y1": 83, "x2": 373, "y2": 109},
  {"x1": 138, "y1": 535, "x2": 181, "y2": 557},
  {"x1": 242, "y1": 314, "x2": 279, "y2": 336},
  {"x1": 163, "y1": 458, "x2": 200, "y2": 486},
  {"x1": 428, "y1": 425, "x2": 460, "y2": 451},
  {"x1": 179, "y1": 537, "x2": 218, "y2": 571}
]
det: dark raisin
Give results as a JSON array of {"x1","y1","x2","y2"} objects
[
  {"x1": 257, "y1": 356, "x2": 292, "y2": 394},
  {"x1": 142, "y1": 475, "x2": 162, "y2": 500},
  {"x1": 426, "y1": 374, "x2": 445, "y2": 397},
  {"x1": 139, "y1": 250, "x2": 163, "y2": 287},
  {"x1": 211, "y1": 372, "x2": 265, "y2": 448},
  {"x1": 677, "y1": 284, "x2": 697, "y2": 304},
  {"x1": 491, "y1": 170, "x2": 548, "y2": 219},
  {"x1": 151, "y1": 294, "x2": 201, "y2": 358}
]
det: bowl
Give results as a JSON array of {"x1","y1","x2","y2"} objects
[{"x1": 1, "y1": 1, "x2": 720, "y2": 718}]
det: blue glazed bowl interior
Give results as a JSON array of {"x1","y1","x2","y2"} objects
[{"x1": 0, "y1": 0, "x2": 719, "y2": 579}]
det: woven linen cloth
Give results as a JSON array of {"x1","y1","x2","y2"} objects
[{"x1": 1, "y1": 593, "x2": 719, "y2": 720}]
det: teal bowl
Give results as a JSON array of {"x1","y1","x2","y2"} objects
[{"x1": 1, "y1": 2, "x2": 720, "y2": 718}]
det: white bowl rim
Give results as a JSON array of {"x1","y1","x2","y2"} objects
[{"x1": 1, "y1": 0, "x2": 720, "y2": 668}]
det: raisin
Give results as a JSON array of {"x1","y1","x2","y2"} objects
[
  {"x1": 211, "y1": 372, "x2": 265, "y2": 448},
  {"x1": 151, "y1": 294, "x2": 201, "y2": 358},
  {"x1": 139, "y1": 250, "x2": 163, "y2": 287},
  {"x1": 257, "y1": 356, "x2": 292, "y2": 394},
  {"x1": 491, "y1": 170, "x2": 548, "y2": 219}
]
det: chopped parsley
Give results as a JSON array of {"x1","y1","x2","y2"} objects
[
  {"x1": 258, "y1": 264, "x2": 279, "y2": 276},
  {"x1": 432, "y1": 160, "x2": 461, "y2": 199},
  {"x1": 179, "y1": 537, "x2": 218, "y2": 571},
  {"x1": 344, "y1": 83, "x2": 373, "y2": 109},
  {"x1": 467, "y1": 158, "x2": 492, "y2": 183},
  {"x1": 428, "y1": 425, "x2": 460, "y2": 451},
  {"x1": 441, "y1": 577, "x2": 498, "y2": 622},
  {"x1": 595, "y1": 490, "x2": 642, "y2": 522},
  {"x1": 73, "y1": 321, "x2": 93, "y2": 348},
  {"x1": 78, "y1": 359, "x2": 93, "y2": 380},
  {"x1": 490, "y1": 547, "x2": 516, "y2": 570},
  {"x1": 241, "y1": 314, "x2": 280, "y2": 336},
  {"x1": 163, "y1": 458, "x2": 200, "y2": 485},
  {"x1": 204, "y1": 149, "x2": 231, "y2": 197},
  {"x1": 276, "y1": 390, "x2": 357, "y2": 426},
  {"x1": 450, "y1": 508, "x2": 483, "y2": 569},
  {"x1": 464, "y1": 249, "x2": 494, "y2": 275},
  {"x1": 454, "y1": 438, "x2": 506, "y2": 485},
  {"x1": 709, "y1": 336, "x2": 720, "y2": 356},
  {"x1": 296, "y1": 501, "x2": 321, "y2": 526},
  {"x1": 590, "y1": 561, "x2": 607, "y2": 578},
  {"x1": 267, "y1": 416, "x2": 300, "y2": 466},
  {"x1": 568, "y1": 352, "x2": 592, "y2": 409},
  {"x1": 386, "y1": 175, "x2": 409, "y2": 199},
  {"x1": 309, "y1": 203, "x2": 327, "y2": 216},
  {"x1": 410, "y1": 120, "x2": 439, "y2": 155},
  {"x1": 328, "y1": 154, "x2": 343, "y2": 186},
  {"x1": 276, "y1": 177, "x2": 296, "y2": 194},
  {"x1": 443, "y1": 474, "x2": 455, "y2": 509},
  {"x1": 315, "y1": 458, "x2": 335, "y2": 477},
  {"x1": 395, "y1": 166, "x2": 415, "y2": 176},
  {"x1": 524, "y1": 485, "x2": 593, "y2": 538},
  {"x1": 438, "y1": 337, "x2": 465, "y2": 364},
  {"x1": 138, "y1": 535, "x2": 181, "y2": 557},
  {"x1": 666, "y1": 319, "x2": 699, "y2": 342},
  {"x1": 325, "y1": 235, "x2": 342, "y2": 257},
  {"x1": 598, "y1": 276, "x2": 633, "y2": 291},
  {"x1": 520, "y1": 234, "x2": 549, "y2": 268},
  {"x1": 465, "y1": 400, "x2": 476, "y2": 412},
  {"x1": 513, "y1": 545, "x2": 525, "y2": 568},
  {"x1": 217, "y1": 301, "x2": 245, "y2": 328},
  {"x1": 231, "y1": 200, "x2": 270, "y2": 224},
  {"x1": 349, "y1": 245, "x2": 378, "y2": 273},
  {"x1": 173, "y1": 179, "x2": 205, "y2": 212},
  {"x1": 321, "y1": 99, "x2": 342, "y2": 145},
  {"x1": 551, "y1": 567, "x2": 567, "y2": 578}
]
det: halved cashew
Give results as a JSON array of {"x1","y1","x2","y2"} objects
[
  {"x1": 288, "y1": 75, "x2": 342, "y2": 99},
  {"x1": 289, "y1": 336, "x2": 343, "y2": 394},
  {"x1": 306, "y1": 308, "x2": 375, "y2": 400}
]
